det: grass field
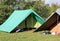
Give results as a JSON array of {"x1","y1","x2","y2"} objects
[{"x1": 0, "y1": 30, "x2": 60, "y2": 41}]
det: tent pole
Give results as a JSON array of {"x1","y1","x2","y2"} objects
[
  {"x1": 57, "y1": 15, "x2": 59, "y2": 24},
  {"x1": 32, "y1": 14, "x2": 34, "y2": 28},
  {"x1": 25, "y1": 19, "x2": 27, "y2": 28},
  {"x1": 32, "y1": 14, "x2": 33, "y2": 28}
]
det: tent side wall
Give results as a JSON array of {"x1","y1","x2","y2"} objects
[{"x1": 35, "y1": 13, "x2": 58, "y2": 32}]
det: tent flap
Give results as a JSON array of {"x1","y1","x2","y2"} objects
[{"x1": 35, "y1": 15, "x2": 44, "y2": 24}]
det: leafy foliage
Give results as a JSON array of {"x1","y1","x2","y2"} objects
[
  {"x1": 49, "y1": 4, "x2": 60, "y2": 14},
  {"x1": 24, "y1": 1, "x2": 51, "y2": 19},
  {"x1": 0, "y1": 5, "x2": 14, "y2": 24}
]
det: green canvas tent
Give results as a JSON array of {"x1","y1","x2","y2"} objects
[{"x1": 0, "y1": 9, "x2": 45, "y2": 32}]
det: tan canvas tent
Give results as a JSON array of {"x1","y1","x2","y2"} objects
[{"x1": 35, "y1": 8, "x2": 60, "y2": 34}]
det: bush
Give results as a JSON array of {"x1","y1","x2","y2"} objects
[{"x1": 0, "y1": 5, "x2": 14, "y2": 25}]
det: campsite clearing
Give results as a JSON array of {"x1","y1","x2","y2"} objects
[{"x1": 0, "y1": 30, "x2": 60, "y2": 41}]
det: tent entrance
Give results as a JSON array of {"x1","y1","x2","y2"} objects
[{"x1": 24, "y1": 14, "x2": 37, "y2": 29}]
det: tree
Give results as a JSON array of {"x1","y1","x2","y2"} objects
[
  {"x1": 0, "y1": 5, "x2": 14, "y2": 24},
  {"x1": 49, "y1": 4, "x2": 60, "y2": 14},
  {"x1": 24, "y1": 0, "x2": 50, "y2": 20}
]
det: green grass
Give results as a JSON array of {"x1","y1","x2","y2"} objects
[{"x1": 0, "y1": 30, "x2": 60, "y2": 41}]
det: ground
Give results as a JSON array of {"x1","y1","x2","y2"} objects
[{"x1": 0, "y1": 30, "x2": 60, "y2": 41}]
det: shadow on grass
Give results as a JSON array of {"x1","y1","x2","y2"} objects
[{"x1": 11, "y1": 28, "x2": 36, "y2": 33}]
